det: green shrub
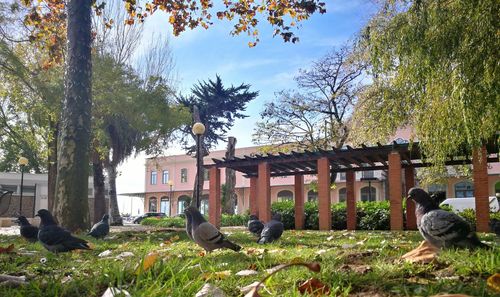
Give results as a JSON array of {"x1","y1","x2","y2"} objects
[
  {"x1": 140, "y1": 216, "x2": 185, "y2": 228},
  {"x1": 221, "y1": 214, "x2": 249, "y2": 226}
]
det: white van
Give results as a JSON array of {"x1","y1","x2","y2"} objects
[{"x1": 440, "y1": 196, "x2": 500, "y2": 212}]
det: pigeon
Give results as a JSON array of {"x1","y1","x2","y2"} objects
[
  {"x1": 247, "y1": 214, "x2": 264, "y2": 237},
  {"x1": 490, "y1": 218, "x2": 500, "y2": 236},
  {"x1": 36, "y1": 209, "x2": 91, "y2": 253},
  {"x1": 407, "y1": 187, "x2": 489, "y2": 249},
  {"x1": 13, "y1": 216, "x2": 38, "y2": 243},
  {"x1": 88, "y1": 214, "x2": 110, "y2": 239},
  {"x1": 258, "y1": 213, "x2": 284, "y2": 244},
  {"x1": 184, "y1": 206, "x2": 241, "y2": 252}
]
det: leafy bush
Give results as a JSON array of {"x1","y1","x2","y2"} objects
[
  {"x1": 271, "y1": 200, "x2": 392, "y2": 230},
  {"x1": 221, "y1": 214, "x2": 249, "y2": 226},
  {"x1": 141, "y1": 216, "x2": 185, "y2": 228}
]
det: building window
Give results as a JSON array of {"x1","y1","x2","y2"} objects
[
  {"x1": 149, "y1": 197, "x2": 157, "y2": 212},
  {"x1": 160, "y1": 197, "x2": 170, "y2": 215},
  {"x1": 162, "y1": 170, "x2": 169, "y2": 184},
  {"x1": 454, "y1": 181, "x2": 474, "y2": 198},
  {"x1": 181, "y1": 168, "x2": 188, "y2": 183},
  {"x1": 360, "y1": 186, "x2": 377, "y2": 202},
  {"x1": 1, "y1": 185, "x2": 17, "y2": 193},
  {"x1": 338, "y1": 172, "x2": 346, "y2": 181},
  {"x1": 200, "y1": 194, "x2": 209, "y2": 215},
  {"x1": 151, "y1": 171, "x2": 157, "y2": 185},
  {"x1": 277, "y1": 190, "x2": 293, "y2": 202},
  {"x1": 362, "y1": 171, "x2": 374, "y2": 179},
  {"x1": 338, "y1": 188, "x2": 346, "y2": 202},
  {"x1": 203, "y1": 169, "x2": 210, "y2": 181},
  {"x1": 177, "y1": 195, "x2": 190, "y2": 214},
  {"x1": 307, "y1": 190, "x2": 318, "y2": 202}
]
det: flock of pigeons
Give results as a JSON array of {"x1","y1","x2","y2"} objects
[{"x1": 11, "y1": 187, "x2": 496, "y2": 254}]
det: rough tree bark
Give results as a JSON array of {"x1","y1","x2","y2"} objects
[
  {"x1": 53, "y1": 0, "x2": 92, "y2": 231},
  {"x1": 47, "y1": 120, "x2": 58, "y2": 213},
  {"x1": 92, "y1": 150, "x2": 106, "y2": 224},
  {"x1": 106, "y1": 164, "x2": 123, "y2": 225},
  {"x1": 223, "y1": 137, "x2": 236, "y2": 214}
]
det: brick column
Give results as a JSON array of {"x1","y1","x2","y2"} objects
[
  {"x1": 294, "y1": 175, "x2": 305, "y2": 230},
  {"x1": 317, "y1": 157, "x2": 331, "y2": 230},
  {"x1": 346, "y1": 170, "x2": 356, "y2": 230},
  {"x1": 208, "y1": 167, "x2": 221, "y2": 228},
  {"x1": 473, "y1": 146, "x2": 489, "y2": 232},
  {"x1": 258, "y1": 162, "x2": 271, "y2": 222},
  {"x1": 249, "y1": 177, "x2": 259, "y2": 217},
  {"x1": 388, "y1": 152, "x2": 403, "y2": 230},
  {"x1": 405, "y1": 167, "x2": 417, "y2": 230}
]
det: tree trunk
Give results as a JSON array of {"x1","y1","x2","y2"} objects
[
  {"x1": 92, "y1": 150, "x2": 106, "y2": 224},
  {"x1": 53, "y1": 0, "x2": 92, "y2": 231},
  {"x1": 106, "y1": 164, "x2": 123, "y2": 225},
  {"x1": 47, "y1": 120, "x2": 58, "y2": 213},
  {"x1": 223, "y1": 137, "x2": 236, "y2": 214}
]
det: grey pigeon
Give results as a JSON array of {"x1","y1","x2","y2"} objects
[
  {"x1": 88, "y1": 214, "x2": 110, "y2": 239},
  {"x1": 247, "y1": 215, "x2": 264, "y2": 237},
  {"x1": 13, "y1": 216, "x2": 38, "y2": 243},
  {"x1": 184, "y1": 206, "x2": 241, "y2": 252},
  {"x1": 36, "y1": 209, "x2": 91, "y2": 253},
  {"x1": 258, "y1": 213, "x2": 284, "y2": 244},
  {"x1": 407, "y1": 187, "x2": 489, "y2": 249}
]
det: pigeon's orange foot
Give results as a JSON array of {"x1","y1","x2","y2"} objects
[{"x1": 401, "y1": 240, "x2": 439, "y2": 264}]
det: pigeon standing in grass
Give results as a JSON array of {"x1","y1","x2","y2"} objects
[
  {"x1": 13, "y1": 216, "x2": 38, "y2": 243},
  {"x1": 88, "y1": 214, "x2": 110, "y2": 239},
  {"x1": 407, "y1": 187, "x2": 489, "y2": 249},
  {"x1": 247, "y1": 215, "x2": 264, "y2": 237},
  {"x1": 184, "y1": 206, "x2": 241, "y2": 252},
  {"x1": 36, "y1": 209, "x2": 90, "y2": 253},
  {"x1": 490, "y1": 218, "x2": 500, "y2": 236},
  {"x1": 258, "y1": 213, "x2": 284, "y2": 244}
]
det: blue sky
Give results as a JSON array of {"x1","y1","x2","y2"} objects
[{"x1": 117, "y1": 0, "x2": 379, "y2": 213}]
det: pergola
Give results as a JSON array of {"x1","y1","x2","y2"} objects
[{"x1": 206, "y1": 141, "x2": 499, "y2": 232}]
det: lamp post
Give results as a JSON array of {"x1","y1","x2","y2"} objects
[
  {"x1": 168, "y1": 180, "x2": 174, "y2": 217},
  {"x1": 18, "y1": 156, "x2": 28, "y2": 215},
  {"x1": 360, "y1": 176, "x2": 378, "y2": 202},
  {"x1": 192, "y1": 122, "x2": 206, "y2": 209}
]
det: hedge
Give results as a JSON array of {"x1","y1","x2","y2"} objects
[{"x1": 141, "y1": 213, "x2": 249, "y2": 228}]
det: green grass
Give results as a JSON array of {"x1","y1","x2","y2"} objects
[{"x1": 0, "y1": 229, "x2": 499, "y2": 296}]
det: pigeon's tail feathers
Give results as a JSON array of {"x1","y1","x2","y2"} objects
[
  {"x1": 257, "y1": 235, "x2": 272, "y2": 244},
  {"x1": 467, "y1": 233, "x2": 491, "y2": 250},
  {"x1": 222, "y1": 240, "x2": 242, "y2": 252}
]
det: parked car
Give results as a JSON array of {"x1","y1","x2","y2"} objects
[
  {"x1": 440, "y1": 196, "x2": 499, "y2": 212},
  {"x1": 132, "y1": 212, "x2": 166, "y2": 224}
]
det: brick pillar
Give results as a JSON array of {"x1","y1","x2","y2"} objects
[
  {"x1": 208, "y1": 167, "x2": 221, "y2": 228},
  {"x1": 404, "y1": 167, "x2": 417, "y2": 230},
  {"x1": 249, "y1": 177, "x2": 259, "y2": 217},
  {"x1": 473, "y1": 146, "x2": 489, "y2": 232},
  {"x1": 294, "y1": 175, "x2": 305, "y2": 230},
  {"x1": 258, "y1": 162, "x2": 271, "y2": 222},
  {"x1": 317, "y1": 157, "x2": 331, "y2": 230},
  {"x1": 388, "y1": 152, "x2": 403, "y2": 230},
  {"x1": 346, "y1": 170, "x2": 356, "y2": 230}
]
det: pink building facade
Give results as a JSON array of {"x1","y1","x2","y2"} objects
[{"x1": 143, "y1": 129, "x2": 500, "y2": 216}]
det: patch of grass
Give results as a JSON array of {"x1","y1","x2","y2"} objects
[{"x1": 0, "y1": 229, "x2": 499, "y2": 296}]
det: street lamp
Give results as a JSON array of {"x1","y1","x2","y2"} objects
[
  {"x1": 18, "y1": 156, "x2": 28, "y2": 215},
  {"x1": 360, "y1": 176, "x2": 378, "y2": 202},
  {"x1": 192, "y1": 122, "x2": 206, "y2": 209},
  {"x1": 167, "y1": 180, "x2": 174, "y2": 217}
]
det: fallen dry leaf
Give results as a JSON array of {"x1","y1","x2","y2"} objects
[
  {"x1": 101, "y1": 287, "x2": 131, "y2": 297},
  {"x1": 98, "y1": 250, "x2": 112, "y2": 257},
  {"x1": 401, "y1": 241, "x2": 439, "y2": 264},
  {"x1": 236, "y1": 270, "x2": 259, "y2": 276},
  {"x1": 115, "y1": 252, "x2": 134, "y2": 260},
  {"x1": 202, "y1": 270, "x2": 232, "y2": 281},
  {"x1": 136, "y1": 252, "x2": 158, "y2": 274},
  {"x1": 487, "y1": 273, "x2": 500, "y2": 292},
  {"x1": 339, "y1": 264, "x2": 372, "y2": 274},
  {"x1": 245, "y1": 248, "x2": 266, "y2": 256},
  {"x1": 241, "y1": 281, "x2": 268, "y2": 296},
  {"x1": 297, "y1": 278, "x2": 330, "y2": 296},
  {"x1": 0, "y1": 274, "x2": 27, "y2": 287},
  {"x1": 0, "y1": 244, "x2": 14, "y2": 254},
  {"x1": 198, "y1": 251, "x2": 206, "y2": 257},
  {"x1": 195, "y1": 283, "x2": 226, "y2": 297},
  {"x1": 326, "y1": 236, "x2": 334, "y2": 241}
]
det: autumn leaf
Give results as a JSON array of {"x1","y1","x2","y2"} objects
[
  {"x1": 487, "y1": 273, "x2": 500, "y2": 292},
  {"x1": 135, "y1": 252, "x2": 158, "y2": 274},
  {"x1": 0, "y1": 244, "x2": 14, "y2": 254},
  {"x1": 202, "y1": 270, "x2": 232, "y2": 281},
  {"x1": 297, "y1": 278, "x2": 330, "y2": 296}
]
